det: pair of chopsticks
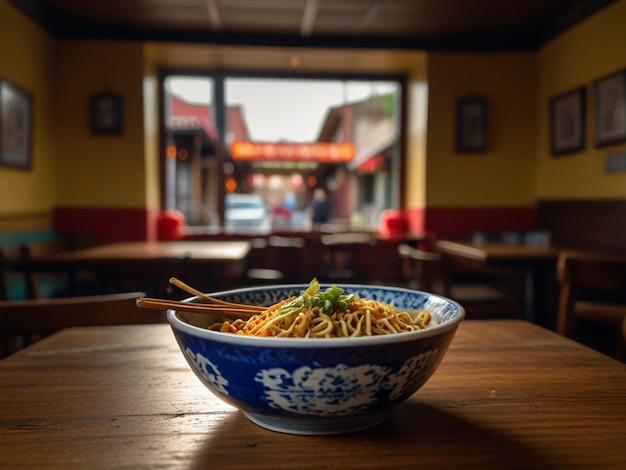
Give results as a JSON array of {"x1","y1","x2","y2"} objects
[{"x1": 135, "y1": 277, "x2": 266, "y2": 320}]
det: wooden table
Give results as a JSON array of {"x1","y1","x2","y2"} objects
[
  {"x1": 436, "y1": 240, "x2": 562, "y2": 327},
  {"x1": 19, "y1": 241, "x2": 252, "y2": 297},
  {"x1": 44, "y1": 240, "x2": 251, "y2": 262},
  {"x1": 436, "y1": 240, "x2": 561, "y2": 263},
  {"x1": 1, "y1": 321, "x2": 624, "y2": 469}
]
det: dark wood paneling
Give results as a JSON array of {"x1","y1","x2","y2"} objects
[{"x1": 537, "y1": 200, "x2": 626, "y2": 254}]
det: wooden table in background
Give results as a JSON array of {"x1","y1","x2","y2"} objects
[
  {"x1": 1, "y1": 321, "x2": 624, "y2": 469},
  {"x1": 45, "y1": 240, "x2": 252, "y2": 263},
  {"x1": 436, "y1": 240, "x2": 562, "y2": 327},
  {"x1": 18, "y1": 240, "x2": 252, "y2": 296}
]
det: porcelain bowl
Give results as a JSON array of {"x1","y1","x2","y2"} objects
[{"x1": 167, "y1": 284, "x2": 464, "y2": 435}]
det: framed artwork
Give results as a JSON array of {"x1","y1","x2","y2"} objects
[
  {"x1": 550, "y1": 87, "x2": 586, "y2": 156},
  {"x1": 593, "y1": 69, "x2": 626, "y2": 147},
  {"x1": 0, "y1": 79, "x2": 33, "y2": 170},
  {"x1": 455, "y1": 97, "x2": 488, "y2": 153},
  {"x1": 91, "y1": 93, "x2": 122, "y2": 135}
]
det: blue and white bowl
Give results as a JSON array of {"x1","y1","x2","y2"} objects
[{"x1": 167, "y1": 284, "x2": 464, "y2": 435}]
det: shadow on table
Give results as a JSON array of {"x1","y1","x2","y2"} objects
[{"x1": 188, "y1": 402, "x2": 559, "y2": 469}]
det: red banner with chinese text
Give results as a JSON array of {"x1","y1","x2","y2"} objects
[{"x1": 231, "y1": 141, "x2": 354, "y2": 162}]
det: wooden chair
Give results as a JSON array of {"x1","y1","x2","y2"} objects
[
  {"x1": 246, "y1": 235, "x2": 306, "y2": 284},
  {"x1": 19, "y1": 238, "x2": 76, "y2": 299},
  {"x1": 615, "y1": 316, "x2": 626, "y2": 362},
  {"x1": 556, "y1": 251, "x2": 626, "y2": 362},
  {"x1": 446, "y1": 266, "x2": 523, "y2": 316},
  {"x1": 398, "y1": 243, "x2": 445, "y2": 292},
  {"x1": 15, "y1": 234, "x2": 107, "y2": 300},
  {"x1": 619, "y1": 316, "x2": 626, "y2": 361},
  {"x1": 0, "y1": 291, "x2": 165, "y2": 358},
  {"x1": 321, "y1": 232, "x2": 377, "y2": 282},
  {"x1": 399, "y1": 243, "x2": 523, "y2": 318},
  {"x1": 98, "y1": 257, "x2": 191, "y2": 299},
  {"x1": 0, "y1": 245, "x2": 23, "y2": 301}
]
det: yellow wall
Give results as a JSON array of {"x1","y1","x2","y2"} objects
[
  {"x1": 0, "y1": 1, "x2": 55, "y2": 231},
  {"x1": 425, "y1": 52, "x2": 538, "y2": 208},
  {"x1": 52, "y1": 40, "x2": 148, "y2": 208},
  {"x1": 536, "y1": 0, "x2": 626, "y2": 199}
]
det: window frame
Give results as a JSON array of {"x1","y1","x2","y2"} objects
[{"x1": 158, "y1": 68, "x2": 408, "y2": 226}]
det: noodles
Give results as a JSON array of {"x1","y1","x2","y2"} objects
[{"x1": 209, "y1": 278, "x2": 435, "y2": 338}]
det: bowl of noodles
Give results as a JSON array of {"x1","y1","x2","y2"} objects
[{"x1": 167, "y1": 279, "x2": 464, "y2": 435}]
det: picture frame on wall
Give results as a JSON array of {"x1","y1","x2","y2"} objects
[
  {"x1": 0, "y1": 78, "x2": 33, "y2": 170},
  {"x1": 550, "y1": 86, "x2": 586, "y2": 156},
  {"x1": 593, "y1": 69, "x2": 626, "y2": 147},
  {"x1": 455, "y1": 97, "x2": 488, "y2": 153},
  {"x1": 91, "y1": 92, "x2": 123, "y2": 135}
]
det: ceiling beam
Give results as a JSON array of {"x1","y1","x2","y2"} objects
[
  {"x1": 206, "y1": 0, "x2": 221, "y2": 30},
  {"x1": 300, "y1": 0, "x2": 319, "y2": 37},
  {"x1": 360, "y1": 0, "x2": 384, "y2": 31}
]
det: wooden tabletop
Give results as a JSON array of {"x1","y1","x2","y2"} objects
[
  {"x1": 1, "y1": 321, "x2": 624, "y2": 469},
  {"x1": 46, "y1": 240, "x2": 251, "y2": 263}
]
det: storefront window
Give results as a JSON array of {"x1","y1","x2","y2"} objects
[{"x1": 162, "y1": 73, "x2": 403, "y2": 233}]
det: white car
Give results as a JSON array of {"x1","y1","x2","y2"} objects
[{"x1": 225, "y1": 193, "x2": 271, "y2": 231}]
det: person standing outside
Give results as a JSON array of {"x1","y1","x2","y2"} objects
[{"x1": 309, "y1": 188, "x2": 331, "y2": 229}]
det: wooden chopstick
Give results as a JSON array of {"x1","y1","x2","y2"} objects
[
  {"x1": 136, "y1": 297, "x2": 259, "y2": 320},
  {"x1": 169, "y1": 277, "x2": 266, "y2": 312}
]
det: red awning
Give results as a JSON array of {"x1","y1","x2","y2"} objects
[
  {"x1": 348, "y1": 133, "x2": 396, "y2": 171},
  {"x1": 357, "y1": 154, "x2": 384, "y2": 173}
]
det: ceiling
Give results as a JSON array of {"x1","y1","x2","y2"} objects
[{"x1": 9, "y1": 0, "x2": 616, "y2": 51}]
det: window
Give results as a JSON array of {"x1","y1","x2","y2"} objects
[{"x1": 162, "y1": 72, "x2": 404, "y2": 233}]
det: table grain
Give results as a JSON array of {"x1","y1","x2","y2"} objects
[{"x1": 1, "y1": 321, "x2": 624, "y2": 469}]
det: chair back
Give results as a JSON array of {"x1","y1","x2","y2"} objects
[
  {"x1": 318, "y1": 233, "x2": 379, "y2": 283},
  {"x1": 0, "y1": 291, "x2": 164, "y2": 357},
  {"x1": 429, "y1": 241, "x2": 524, "y2": 319},
  {"x1": 556, "y1": 250, "x2": 626, "y2": 361},
  {"x1": 19, "y1": 238, "x2": 75, "y2": 299},
  {"x1": 246, "y1": 236, "x2": 305, "y2": 284},
  {"x1": 398, "y1": 243, "x2": 448, "y2": 295},
  {"x1": 0, "y1": 245, "x2": 22, "y2": 301}
]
